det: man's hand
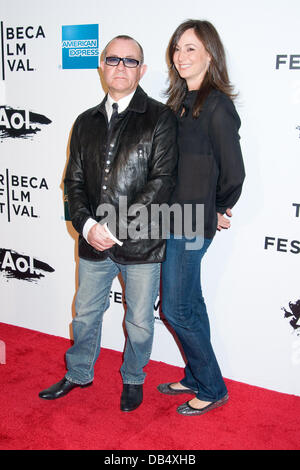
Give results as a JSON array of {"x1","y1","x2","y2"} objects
[
  {"x1": 87, "y1": 223, "x2": 116, "y2": 251},
  {"x1": 217, "y1": 208, "x2": 232, "y2": 231}
]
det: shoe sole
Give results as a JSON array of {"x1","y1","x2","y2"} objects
[{"x1": 120, "y1": 402, "x2": 142, "y2": 412}]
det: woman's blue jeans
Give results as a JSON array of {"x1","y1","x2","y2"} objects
[
  {"x1": 65, "y1": 257, "x2": 160, "y2": 386},
  {"x1": 161, "y1": 234, "x2": 228, "y2": 402}
]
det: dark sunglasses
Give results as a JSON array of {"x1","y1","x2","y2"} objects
[{"x1": 105, "y1": 56, "x2": 140, "y2": 68}]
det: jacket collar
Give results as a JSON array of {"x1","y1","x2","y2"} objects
[{"x1": 93, "y1": 85, "x2": 148, "y2": 116}]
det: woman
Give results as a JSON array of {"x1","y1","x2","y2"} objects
[{"x1": 158, "y1": 19, "x2": 245, "y2": 416}]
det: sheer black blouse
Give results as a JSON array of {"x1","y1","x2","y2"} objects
[{"x1": 169, "y1": 89, "x2": 245, "y2": 239}]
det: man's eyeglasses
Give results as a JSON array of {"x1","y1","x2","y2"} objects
[{"x1": 105, "y1": 56, "x2": 140, "y2": 68}]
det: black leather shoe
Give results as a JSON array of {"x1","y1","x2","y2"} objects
[
  {"x1": 120, "y1": 384, "x2": 143, "y2": 412},
  {"x1": 39, "y1": 377, "x2": 92, "y2": 400}
]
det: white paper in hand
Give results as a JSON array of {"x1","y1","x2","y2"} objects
[{"x1": 103, "y1": 223, "x2": 123, "y2": 246}]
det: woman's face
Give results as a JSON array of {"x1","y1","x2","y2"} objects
[{"x1": 173, "y1": 28, "x2": 211, "y2": 90}]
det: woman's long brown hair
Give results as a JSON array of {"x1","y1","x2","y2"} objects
[{"x1": 166, "y1": 19, "x2": 236, "y2": 118}]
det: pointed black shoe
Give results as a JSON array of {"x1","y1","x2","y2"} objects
[
  {"x1": 120, "y1": 384, "x2": 143, "y2": 412},
  {"x1": 39, "y1": 377, "x2": 92, "y2": 400}
]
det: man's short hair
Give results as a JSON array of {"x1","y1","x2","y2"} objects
[{"x1": 102, "y1": 35, "x2": 144, "y2": 64}]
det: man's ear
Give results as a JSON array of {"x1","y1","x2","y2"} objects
[{"x1": 139, "y1": 64, "x2": 147, "y2": 80}]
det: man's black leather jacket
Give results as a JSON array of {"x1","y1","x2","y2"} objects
[{"x1": 64, "y1": 86, "x2": 178, "y2": 264}]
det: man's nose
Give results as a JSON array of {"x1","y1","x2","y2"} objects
[{"x1": 116, "y1": 59, "x2": 126, "y2": 70}]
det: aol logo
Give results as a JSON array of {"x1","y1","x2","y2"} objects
[
  {"x1": 0, "y1": 248, "x2": 55, "y2": 282},
  {"x1": 1, "y1": 250, "x2": 37, "y2": 274},
  {"x1": 0, "y1": 107, "x2": 37, "y2": 130}
]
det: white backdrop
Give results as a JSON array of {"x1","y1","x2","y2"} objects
[{"x1": 1, "y1": 0, "x2": 299, "y2": 396}]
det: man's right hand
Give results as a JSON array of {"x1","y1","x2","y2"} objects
[{"x1": 87, "y1": 223, "x2": 116, "y2": 251}]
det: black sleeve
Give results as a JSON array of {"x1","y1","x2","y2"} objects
[
  {"x1": 209, "y1": 97, "x2": 245, "y2": 214},
  {"x1": 64, "y1": 116, "x2": 92, "y2": 234}
]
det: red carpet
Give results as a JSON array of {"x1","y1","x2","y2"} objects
[{"x1": 0, "y1": 322, "x2": 299, "y2": 450}]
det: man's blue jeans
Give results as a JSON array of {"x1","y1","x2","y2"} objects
[
  {"x1": 65, "y1": 257, "x2": 160, "y2": 385},
  {"x1": 161, "y1": 234, "x2": 228, "y2": 402}
]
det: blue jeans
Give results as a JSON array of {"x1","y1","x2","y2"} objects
[
  {"x1": 161, "y1": 234, "x2": 228, "y2": 401},
  {"x1": 65, "y1": 257, "x2": 160, "y2": 385}
]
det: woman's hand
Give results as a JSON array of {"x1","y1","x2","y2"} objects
[{"x1": 217, "y1": 208, "x2": 232, "y2": 231}]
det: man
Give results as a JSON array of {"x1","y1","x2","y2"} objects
[{"x1": 39, "y1": 35, "x2": 178, "y2": 412}]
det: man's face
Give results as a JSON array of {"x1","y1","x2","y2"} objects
[{"x1": 100, "y1": 38, "x2": 147, "y2": 100}]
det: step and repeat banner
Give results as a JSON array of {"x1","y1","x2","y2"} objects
[{"x1": 1, "y1": 0, "x2": 299, "y2": 396}]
